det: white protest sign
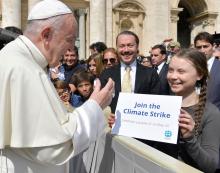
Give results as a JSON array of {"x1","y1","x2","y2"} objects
[{"x1": 112, "y1": 93, "x2": 182, "y2": 144}]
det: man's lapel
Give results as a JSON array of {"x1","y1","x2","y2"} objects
[
  {"x1": 134, "y1": 63, "x2": 142, "y2": 92},
  {"x1": 115, "y1": 64, "x2": 122, "y2": 92}
]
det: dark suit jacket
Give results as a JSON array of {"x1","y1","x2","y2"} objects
[
  {"x1": 63, "y1": 63, "x2": 85, "y2": 84},
  {"x1": 207, "y1": 58, "x2": 220, "y2": 110},
  {"x1": 100, "y1": 63, "x2": 161, "y2": 113},
  {"x1": 158, "y1": 63, "x2": 172, "y2": 95}
]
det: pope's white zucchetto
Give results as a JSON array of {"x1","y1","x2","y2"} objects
[{"x1": 28, "y1": 0, "x2": 72, "y2": 20}]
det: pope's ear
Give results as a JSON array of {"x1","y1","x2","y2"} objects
[{"x1": 41, "y1": 27, "x2": 52, "y2": 44}]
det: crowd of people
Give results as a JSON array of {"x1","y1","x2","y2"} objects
[
  {"x1": 46, "y1": 29, "x2": 220, "y2": 173},
  {"x1": 1, "y1": 0, "x2": 220, "y2": 173}
]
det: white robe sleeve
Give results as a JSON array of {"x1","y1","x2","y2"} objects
[
  {"x1": 72, "y1": 99, "x2": 106, "y2": 156},
  {"x1": 10, "y1": 99, "x2": 106, "y2": 165}
]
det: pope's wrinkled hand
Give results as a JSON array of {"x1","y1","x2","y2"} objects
[{"x1": 90, "y1": 78, "x2": 115, "y2": 109}]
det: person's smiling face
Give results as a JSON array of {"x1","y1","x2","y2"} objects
[
  {"x1": 167, "y1": 56, "x2": 202, "y2": 97},
  {"x1": 116, "y1": 34, "x2": 138, "y2": 65}
]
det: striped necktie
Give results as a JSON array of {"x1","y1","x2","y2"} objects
[
  {"x1": 153, "y1": 65, "x2": 158, "y2": 70},
  {"x1": 121, "y1": 66, "x2": 132, "y2": 92}
]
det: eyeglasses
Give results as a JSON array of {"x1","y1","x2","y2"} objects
[
  {"x1": 102, "y1": 58, "x2": 117, "y2": 64},
  {"x1": 195, "y1": 44, "x2": 211, "y2": 49}
]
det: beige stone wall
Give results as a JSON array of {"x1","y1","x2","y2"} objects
[
  {"x1": 112, "y1": 0, "x2": 147, "y2": 54},
  {"x1": 214, "y1": 0, "x2": 220, "y2": 31},
  {"x1": 111, "y1": 0, "x2": 171, "y2": 54},
  {"x1": 113, "y1": 0, "x2": 194, "y2": 54},
  {"x1": 169, "y1": 0, "x2": 220, "y2": 43},
  {"x1": 21, "y1": 0, "x2": 28, "y2": 30}
]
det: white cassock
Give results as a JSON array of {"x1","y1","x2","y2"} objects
[{"x1": 0, "y1": 35, "x2": 106, "y2": 173}]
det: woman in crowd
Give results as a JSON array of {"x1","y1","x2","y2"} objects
[
  {"x1": 167, "y1": 48, "x2": 220, "y2": 173},
  {"x1": 87, "y1": 53, "x2": 104, "y2": 77},
  {"x1": 103, "y1": 48, "x2": 119, "y2": 69}
]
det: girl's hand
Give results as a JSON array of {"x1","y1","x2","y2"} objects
[{"x1": 179, "y1": 109, "x2": 195, "y2": 139}]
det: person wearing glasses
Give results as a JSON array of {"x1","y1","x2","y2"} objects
[{"x1": 103, "y1": 48, "x2": 119, "y2": 69}]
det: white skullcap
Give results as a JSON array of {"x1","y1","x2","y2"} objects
[{"x1": 28, "y1": 0, "x2": 72, "y2": 20}]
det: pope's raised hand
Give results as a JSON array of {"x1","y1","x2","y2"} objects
[{"x1": 90, "y1": 78, "x2": 115, "y2": 109}]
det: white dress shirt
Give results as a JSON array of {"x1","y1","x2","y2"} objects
[
  {"x1": 207, "y1": 56, "x2": 215, "y2": 72},
  {"x1": 157, "y1": 61, "x2": 166, "y2": 74}
]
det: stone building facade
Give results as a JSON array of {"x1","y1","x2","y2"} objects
[{"x1": 1, "y1": 0, "x2": 220, "y2": 59}]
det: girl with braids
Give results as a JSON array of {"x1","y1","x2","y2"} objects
[{"x1": 167, "y1": 48, "x2": 220, "y2": 173}]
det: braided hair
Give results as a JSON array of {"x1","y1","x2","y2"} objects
[{"x1": 175, "y1": 49, "x2": 209, "y2": 136}]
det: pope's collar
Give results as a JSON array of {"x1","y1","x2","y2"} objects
[{"x1": 18, "y1": 35, "x2": 48, "y2": 69}]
